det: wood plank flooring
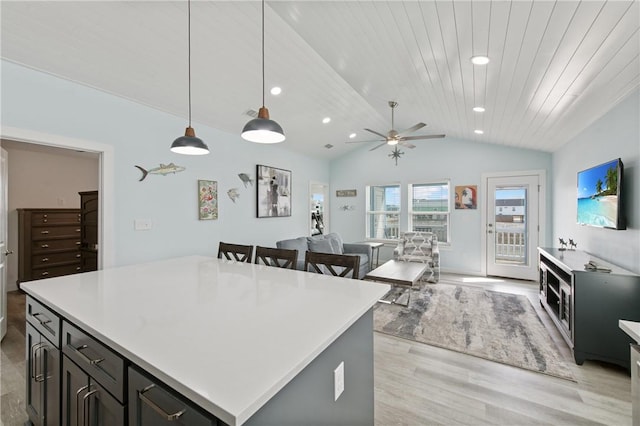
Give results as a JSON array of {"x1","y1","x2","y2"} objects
[{"x1": 1, "y1": 274, "x2": 632, "y2": 425}]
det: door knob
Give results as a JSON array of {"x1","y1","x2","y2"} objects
[{"x1": 4, "y1": 250, "x2": 13, "y2": 256}]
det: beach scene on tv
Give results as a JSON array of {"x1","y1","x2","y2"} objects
[{"x1": 577, "y1": 159, "x2": 620, "y2": 228}]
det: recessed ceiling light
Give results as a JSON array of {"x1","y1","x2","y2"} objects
[
  {"x1": 270, "y1": 86, "x2": 282, "y2": 95},
  {"x1": 322, "y1": 117, "x2": 331, "y2": 124},
  {"x1": 474, "y1": 129, "x2": 484, "y2": 134},
  {"x1": 471, "y1": 56, "x2": 490, "y2": 65},
  {"x1": 473, "y1": 106, "x2": 485, "y2": 112},
  {"x1": 349, "y1": 133, "x2": 357, "y2": 139}
]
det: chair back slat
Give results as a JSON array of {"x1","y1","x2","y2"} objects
[
  {"x1": 304, "y1": 251, "x2": 359, "y2": 279},
  {"x1": 254, "y1": 246, "x2": 298, "y2": 269},
  {"x1": 218, "y1": 242, "x2": 253, "y2": 263}
]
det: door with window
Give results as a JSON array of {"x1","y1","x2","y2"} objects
[{"x1": 486, "y1": 174, "x2": 541, "y2": 280}]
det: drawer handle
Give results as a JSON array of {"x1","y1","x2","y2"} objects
[
  {"x1": 76, "y1": 254, "x2": 81, "y2": 258},
  {"x1": 31, "y1": 342, "x2": 46, "y2": 380},
  {"x1": 76, "y1": 242, "x2": 81, "y2": 245},
  {"x1": 42, "y1": 258, "x2": 49, "y2": 262},
  {"x1": 41, "y1": 230, "x2": 49, "y2": 235},
  {"x1": 33, "y1": 312, "x2": 52, "y2": 325},
  {"x1": 76, "y1": 229, "x2": 81, "y2": 232},
  {"x1": 74, "y1": 344, "x2": 105, "y2": 366},
  {"x1": 83, "y1": 389, "x2": 98, "y2": 426},
  {"x1": 41, "y1": 272, "x2": 49, "y2": 276},
  {"x1": 76, "y1": 385, "x2": 90, "y2": 426},
  {"x1": 43, "y1": 219, "x2": 48, "y2": 223},
  {"x1": 76, "y1": 267, "x2": 81, "y2": 271},
  {"x1": 139, "y1": 385, "x2": 186, "y2": 421},
  {"x1": 41, "y1": 244, "x2": 49, "y2": 248},
  {"x1": 43, "y1": 214, "x2": 48, "y2": 218}
]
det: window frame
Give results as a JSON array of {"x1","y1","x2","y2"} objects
[
  {"x1": 364, "y1": 183, "x2": 401, "y2": 242},
  {"x1": 407, "y1": 180, "x2": 451, "y2": 245}
]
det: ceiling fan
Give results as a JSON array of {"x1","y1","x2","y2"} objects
[{"x1": 346, "y1": 101, "x2": 445, "y2": 151}]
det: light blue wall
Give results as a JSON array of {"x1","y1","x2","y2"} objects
[
  {"x1": 329, "y1": 137, "x2": 552, "y2": 274},
  {"x1": 552, "y1": 90, "x2": 640, "y2": 274},
  {"x1": 1, "y1": 61, "x2": 329, "y2": 266}
]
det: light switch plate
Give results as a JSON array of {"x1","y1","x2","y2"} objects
[{"x1": 334, "y1": 361, "x2": 344, "y2": 401}]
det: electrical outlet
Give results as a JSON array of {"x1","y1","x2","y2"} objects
[
  {"x1": 334, "y1": 361, "x2": 344, "y2": 401},
  {"x1": 134, "y1": 219, "x2": 153, "y2": 231}
]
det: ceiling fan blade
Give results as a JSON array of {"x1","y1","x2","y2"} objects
[
  {"x1": 396, "y1": 122, "x2": 426, "y2": 137},
  {"x1": 345, "y1": 138, "x2": 385, "y2": 144},
  {"x1": 398, "y1": 141, "x2": 416, "y2": 149},
  {"x1": 364, "y1": 128, "x2": 388, "y2": 139},
  {"x1": 400, "y1": 134, "x2": 446, "y2": 141},
  {"x1": 369, "y1": 142, "x2": 389, "y2": 151}
]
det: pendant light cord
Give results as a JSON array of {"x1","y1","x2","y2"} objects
[
  {"x1": 188, "y1": 0, "x2": 192, "y2": 128},
  {"x1": 261, "y1": 0, "x2": 265, "y2": 108}
]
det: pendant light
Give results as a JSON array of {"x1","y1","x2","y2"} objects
[
  {"x1": 241, "y1": 0, "x2": 285, "y2": 144},
  {"x1": 171, "y1": 0, "x2": 209, "y2": 155}
]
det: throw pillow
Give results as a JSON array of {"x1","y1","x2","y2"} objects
[
  {"x1": 308, "y1": 238, "x2": 335, "y2": 254},
  {"x1": 325, "y1": 233, "x2": 344, "y2": 254}
]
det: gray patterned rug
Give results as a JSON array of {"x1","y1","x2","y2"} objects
[{"x1": 374, "y1": 283, "x2": 576, "y2": 381}]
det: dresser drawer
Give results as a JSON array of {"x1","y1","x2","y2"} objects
[
  {"x1": 32, "y1": 238, "x2": 81, "y2": 253},
  {"x1": 32, "y1": 263, "x2": 82, "y2": 280},
  {"x1": 32, "y1": 251, "x2": 81, "y2": 266},
  {"x1": 31, "y1": 211, "x2": 81, "y2": 225},
  {"x1": 26, "y1": 296, "x2": 61, "y2": 348},
  {"x1": 62, "y1": 321, "x2": 126, "y2": 403},
  {"x1": 32, "y1": 225, "x2": 81, "y2": 240}
]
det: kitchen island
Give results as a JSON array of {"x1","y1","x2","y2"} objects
[{"x1": 22, "y1": 255, "x2": 390, "y2": 425}]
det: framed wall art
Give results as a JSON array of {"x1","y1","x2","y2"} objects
[
  {"x1": 198, "y1": 180, "x2": 218, "y2": 220},
  {"x1": 455, "y1": 185, "x2": 477, "y2": 210},
  {"x1": 257, "y1": 165, "x2": 291, "y2": 218}
]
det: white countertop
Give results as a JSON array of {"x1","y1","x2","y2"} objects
[
  {"x1": 620, "y1": 320, "x2": 640, "y2": 343},
  {"x1": 22, "y1": 256, "x2": 390, "y2": 425}
]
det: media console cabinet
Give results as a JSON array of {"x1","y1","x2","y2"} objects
[{"x1": 538, "y1": 247, "x2": 640, "y2": 370}]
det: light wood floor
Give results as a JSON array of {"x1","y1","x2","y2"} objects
[{"x1": 1, "y1": 274, "x2": 632, "y2": 425}]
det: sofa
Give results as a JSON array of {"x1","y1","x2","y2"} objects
[
  {"x1": 276, "y1": 233, "x2": 372, "y2": 278},
  {"x1": 394, "y1": 231, "x2": 440, "y2": 282}
]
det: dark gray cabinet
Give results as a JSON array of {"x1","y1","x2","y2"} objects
[
  {"x1": 538, "y1": 247, "x2": 640, "y2": 370},
  {"x1": 61, "y1": 356, "x2": 124, "y2": 426},
  {"x1": 26, "y1": 297, "x2": 61, "y2": 426},
  {"x1": 128, "y1": 367, "x2": 219, "y2": 426}
]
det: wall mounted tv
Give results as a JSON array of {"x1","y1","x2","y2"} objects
[{"x1": 577, "y1": 158, "x2": 625, "y2": 230}]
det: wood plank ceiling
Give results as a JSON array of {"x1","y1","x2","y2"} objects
[{"x1": 1, "y1": 1, "x2": 638, "y2": 160}]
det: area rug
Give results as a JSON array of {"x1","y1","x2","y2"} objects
[{"x1": 374, "y1": 283, "x2": 576, "y2": 381}]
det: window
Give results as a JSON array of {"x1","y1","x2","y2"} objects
[
  {"x1": 365, "y1": 184, "x2": 400, "y2": 239},
  {"x1": 408, "y1": 181, "x2": 450, "y2": 243}
]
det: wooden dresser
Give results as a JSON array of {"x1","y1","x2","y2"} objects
[
  {"x1": 79, "y1": 191, "x2": 98, "y2": 272},
  {"x1": 18, "y1": 208, "x2": 82, "y2": 284}
]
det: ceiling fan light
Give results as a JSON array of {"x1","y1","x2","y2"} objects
[
  {"x1": 171, "y1": 127, "x2": 210, "y2": 155},
  {"x1": 387, "y1": 139, "x2": 399, "y2": 146}
]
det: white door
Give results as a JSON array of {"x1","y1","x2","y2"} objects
[
  {"x1": 486, "y1": 174, "x2": 541, "y2": 281},
  {"x1": 1, "y1": 149, "x2": 9, "y2": 340}
]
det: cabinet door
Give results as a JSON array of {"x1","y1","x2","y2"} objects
[
  {"x1": 128, "y1": 367, "x2": 218, "y2": 426},
  {"x1": 62, "y1": 356, "x2": 89, "y2": 426},
  {"x1": 26, "y1": 323, "x2": 44, "y2": 426},
  {"x1": 89, "y1": 380, "x2": 125, "y2": 426},
  {"x1": 26, "y1": 322, "x2": 60, "y2": 426}
]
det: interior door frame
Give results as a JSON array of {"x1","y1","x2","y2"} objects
[
  {"x1": 309, "y1": 181, "x2": 329, "y2": 235},
  {"x1": 480, "y1": 169, "x2": 546, "y2": 278},
  {"x1": 0, "y1": 126, "x2": 114, "y2": 270}
]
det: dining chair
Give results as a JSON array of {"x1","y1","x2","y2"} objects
[
  {"x1": 304, "y1": 251, "x2": 360, "y2": 279},
  {"x1": 218, "y1": 242, "x2": 253, "y2": 263},
  {"x1": 254, "y1": 246, "x2": 298, "y2": 269}
]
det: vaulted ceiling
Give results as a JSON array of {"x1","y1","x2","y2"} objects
[{"x1": 1, "y1": 1, "x2": 638, "y2": 160}]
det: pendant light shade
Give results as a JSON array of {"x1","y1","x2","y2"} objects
[
  {"x1": 171, "y1": 127, "x2": 209, "y2": 155},
  {"x1": 241, "y1": 107, "x2": 285, "y2": 144},
  {"x1": 241, "y1": 0, "x2": 285, "y2": 143},
  {"x1": 172, "y1": 0, "x2": 209, "y2": 155}
]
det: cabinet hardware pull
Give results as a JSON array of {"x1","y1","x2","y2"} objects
[
  {"x1": 41, "y1": 272, "x2": 49, "y2": 276},
  {"x1": 43, "y1": 219, "x2": 48, "y2": 223},
  {"x1": 76, "y1": 254, "x2": 81, "y2": 258},
  {"x1": 31, "y1": 342, "x2": 45, "y2": 380},
  {"x1": 42, "y1": 258, "x2": 49, "y2": 262},
  {"x1": 83, "y1": 389, "x2": 98, "y2": 426},
  {"x1": 76, "y1": 242, "x2": 81, "y2": 245},
  {"x1": 76, "y1": 267, "x2": 81, "y2": 271},
  {"x1": 76, "y1": 385, "x2": 90, "y2": 426},
  {"x1": 73, "y1": 344, "x2": 105, "y2": 365},
  {"x1": 33, "y1": 312, "x2": 52, "y2": 325},
  {"x1": 139, "y1": 384, "x2": 186, "y2": 421},
  {"x1": 41, "y1": 244, "x2": 49, "y2": 248},
  {"x1": 41, "y1": 230, "x2": 49, "y2": 234},
  {"x1": 76, "y1": 229, "x2": 81, "y2": 232},
  {"x1": 43, "y1": 214, "x2": 48, "y2": 218}
]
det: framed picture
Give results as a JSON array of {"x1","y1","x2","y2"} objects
[
  {"x1": 455, "y1": 185, "x2": 477, "y2": 210},
  {"x1": 336, "y1": 189, "x2": 357, "y2": 197},
  {"x1": 198, "y1": 180, "x2": 218, "y2": 220},
  {"x1": 257, "y1": 165, "x2": 291, "y2": 218}
]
